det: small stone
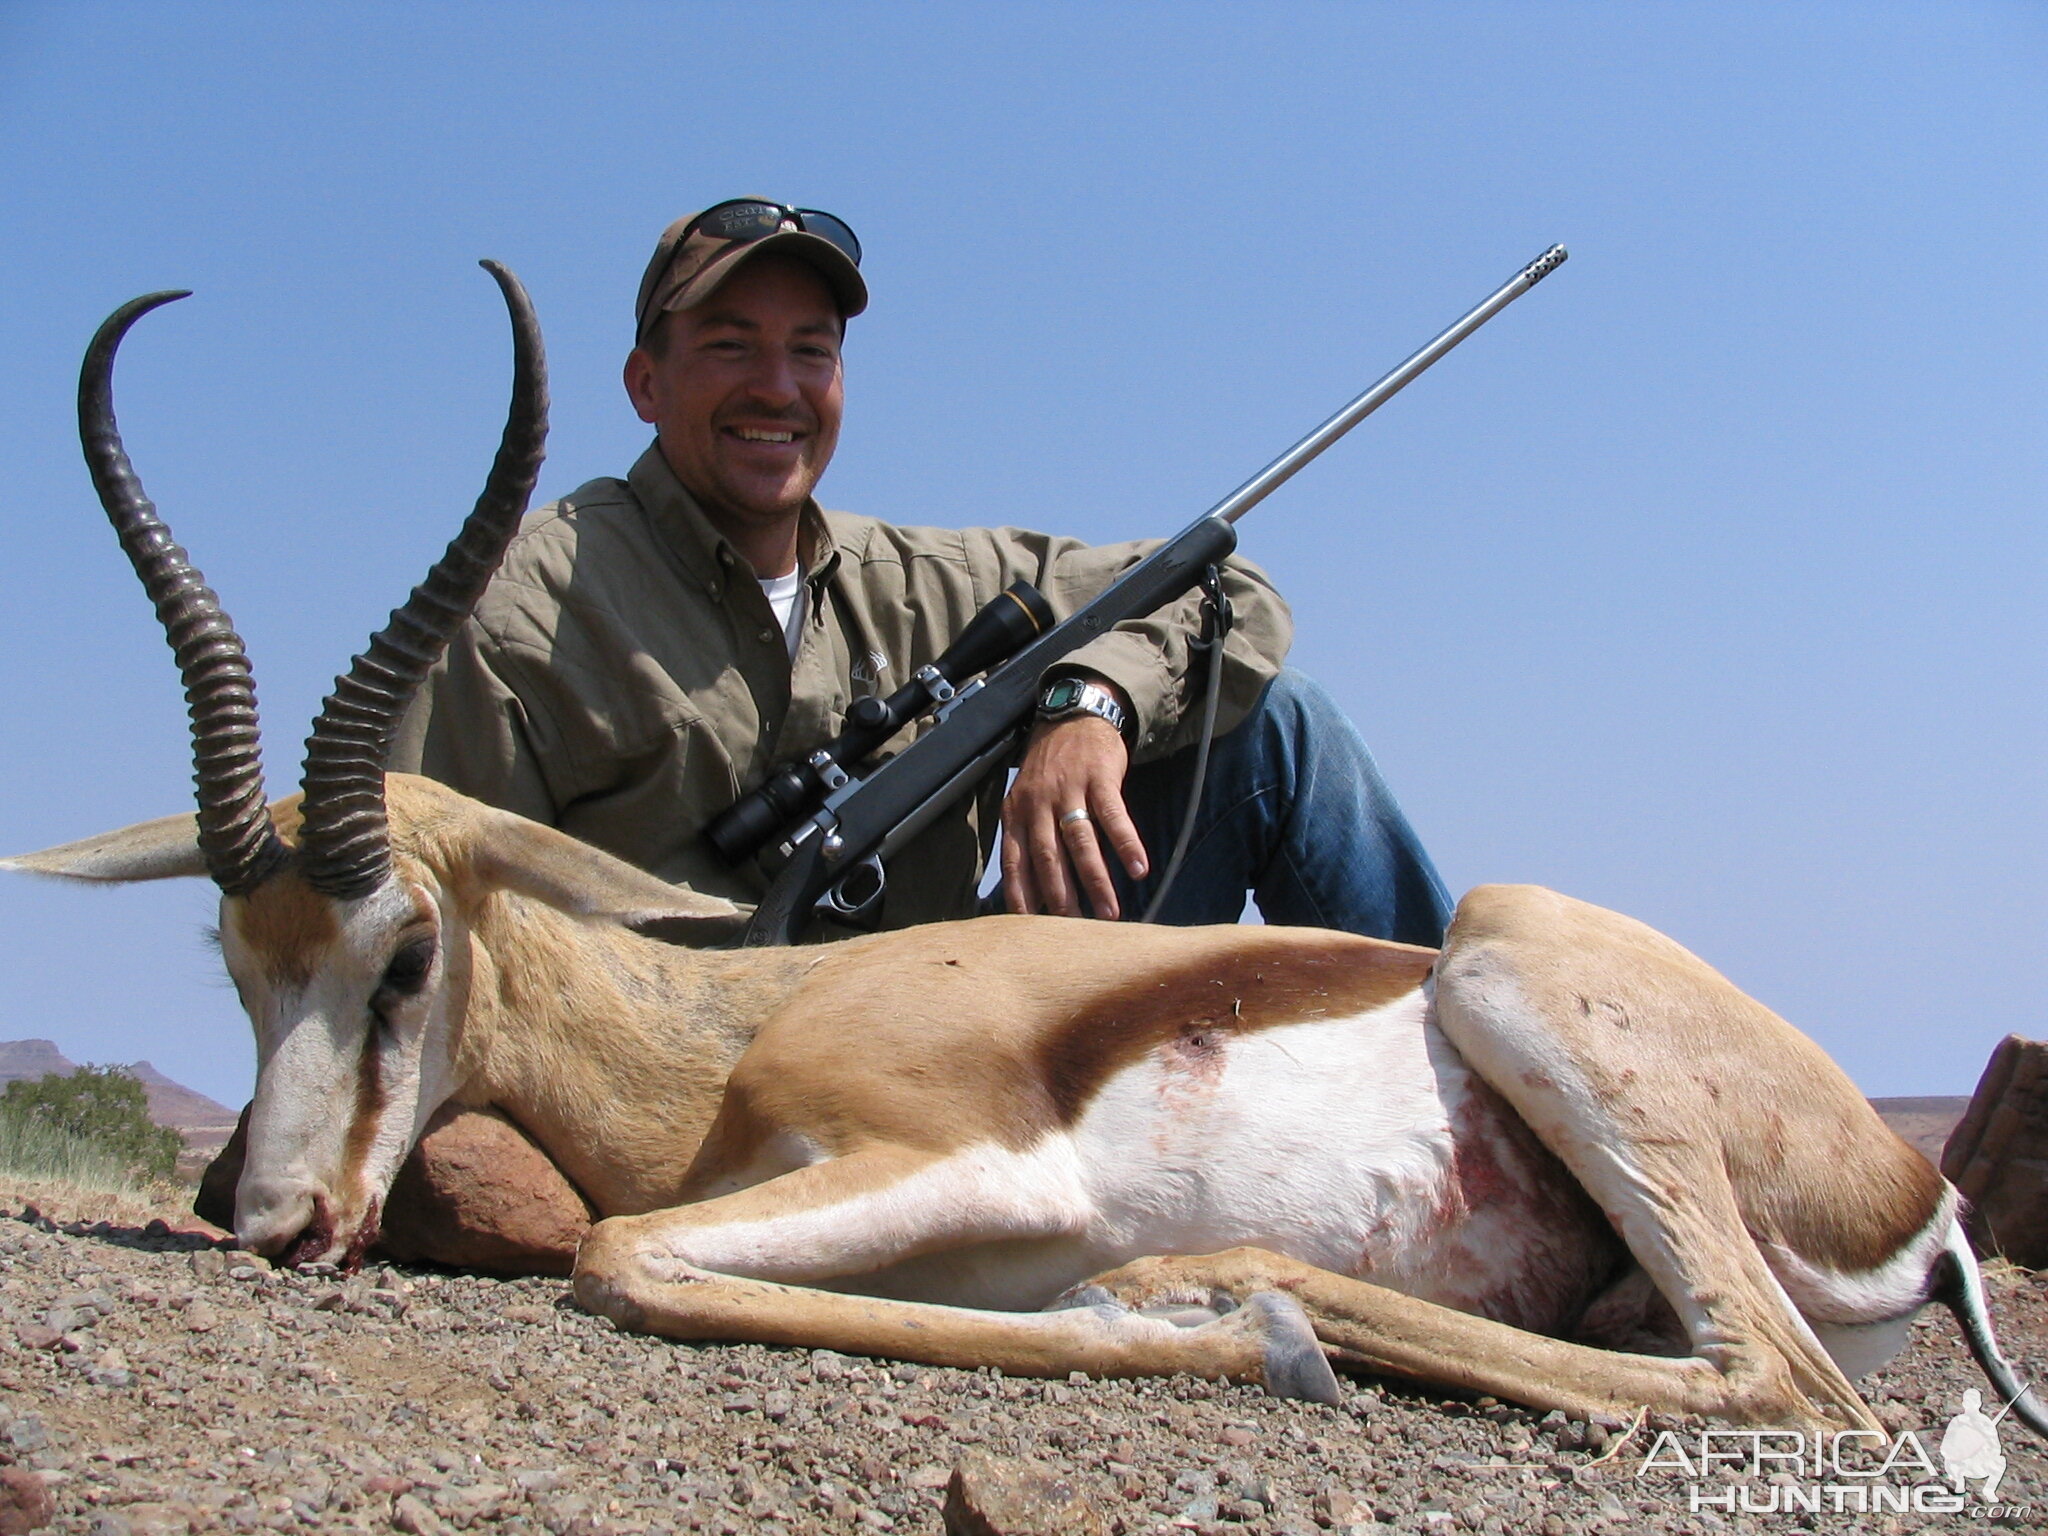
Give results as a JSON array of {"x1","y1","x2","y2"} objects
[
  {"x1": 13, "y1": 1324, "x2": 61, "y2": 1352},
  {"x1": 4, "y1": 1418, "x2": 48, "y2": 1454},
  {"x1": 944, "y1": 1453, "x2": 1112, "y2": 1535},
  {"x1": 187, "y1": 1250, "x2": 226, "y2": 1282},
  {"x1": 762, "y1": 1390, "x2": 794, "y2": 1421},
  {"x1": 1314, "y1": 1488, "x2": 1367, "y2": 1527},
  {"x1": 0, "y1": 1467, "x2": 53, "y2": 1536},
  {"x1": 88, "y1": 1515, "x2": 133, "y2": 1536},
  {"x1": 182, "y1": 1300, "x2": 220, "y2": 1333},
  {"x1": 907, "y1": 1465, "x2": 953, "y2": 1490},
  {"x1": 1220, "y1": 1425, "x2": 1256, "y2": 1448},
  {"x1": 391, "y1": 1493, "x2": 446, "y2": 1536},
  {"x1": 513, "y1": 1470, "x2": 560, "y2": 1494},
  {"x1": 1220, "y1": 1497, "x2": 1265, "y2": 1521},
  {"x1": 721, "y1": 1391, "x2": 762, "y2": 1415},
  {"x1": 1228, "y1": 1474, "x2": 1274, "y2": 1510}
]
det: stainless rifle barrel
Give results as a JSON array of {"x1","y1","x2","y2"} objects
[{"x1": 1206, "y1": 244, "x2": 1567, "y2": 527}]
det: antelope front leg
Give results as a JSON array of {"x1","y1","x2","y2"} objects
[
  {"x1": 1077, "y1": 1248, "x2": 1845, "y2": 1430},
  {"x1": 571, "y1": 1149, "x2": 1339, "y2": 1400}
]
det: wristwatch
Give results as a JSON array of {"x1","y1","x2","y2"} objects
[{"x1": 1036, "y1": 676, "x2": 1130, "y2": 741}]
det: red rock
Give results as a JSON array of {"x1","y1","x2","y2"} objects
[
  {"x1": 1943, "y1": 1034, "x2": 2048, "y2": 1268},
  {"x1": 0, "y1": 1467, "x2": 53, "y2": 1535},
  {"x1": 196, "y1": 1102, "x2": 595, "y2": 1276},
  {"x1": 374, "y1": 1105, "x2": 595, "y2": 1275}
]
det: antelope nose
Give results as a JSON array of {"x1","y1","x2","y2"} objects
[{"x1": 233, "y1": 1172, "x2": 320, "y2": 1256}]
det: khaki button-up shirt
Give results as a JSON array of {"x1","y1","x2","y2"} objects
[{"x1": 391, "y1": 445, "x2": 1291, "y2": 928}]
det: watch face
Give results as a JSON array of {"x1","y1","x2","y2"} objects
[{"x1": 1043, "y1": 678, "x2": 1083, "y2": 712}]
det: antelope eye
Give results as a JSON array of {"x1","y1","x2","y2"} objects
[{"x1": 380, "y1": 937, "x2": 436, "y2": 999}]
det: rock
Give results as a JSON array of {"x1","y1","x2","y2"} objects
[
  {"x1": 0, "y1": 1468, "x2": 53, "y2": 1535},
  {"x1": 3, "y1": 1419, "x2": 47, "y2": 1454},
  {"x1": 367, "y1": 1105, "x2": 596, "y2": 1276},
  {"x1": 196, "y1": 1103, "x2": 593, "y2": 1276},
  {"x1": 1943, "y1": 1034, "x2": 2048, "y2": 1267},
  {"x1": 1314, "y1": 1487, "x2": 1368, "y2": 1528},
  {"x1": 191, "y1": 1103, "x2": 250, "y2": 1231},
  {"x1": 186, "y1": 1249, "x2": 225, "y2": 1283},
  {"x1": 181, "y1": 1300, "x2": 219, "y2": 1333},
  {"x1": 391, "y1": 1493, "x2": 447, "y2": 1536},
  {"x1": 943, "y1": 1453, "x2": 1112, "y2": 1536}
]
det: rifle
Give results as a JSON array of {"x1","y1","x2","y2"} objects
[{"x1": 724, "y1": 245, "x2": 1569, "y2": 946}]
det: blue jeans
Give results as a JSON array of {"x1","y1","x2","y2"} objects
[{"x1": 1111, "y1": 668, "x2": 1452, "y2": 946}]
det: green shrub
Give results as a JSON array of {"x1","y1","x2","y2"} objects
[{"x1": 0, "y1": 1065, "x2": 183, "y2": 1185}]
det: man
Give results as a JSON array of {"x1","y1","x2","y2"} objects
[{"x1": 394, "y1": 199, "x2": 1448, "y2": 944}]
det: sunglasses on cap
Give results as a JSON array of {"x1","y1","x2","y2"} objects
[{"x1": 686, "y1": 200, "x2": 862, "y2": 266}]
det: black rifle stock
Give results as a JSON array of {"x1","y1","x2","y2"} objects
[{"x1": 736, "y1": 244, "x2": 1568, "y2": 946}]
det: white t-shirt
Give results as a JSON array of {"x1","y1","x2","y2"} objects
[{"x1": 759, "y1": 567, "x2": 806, "y2": 662}]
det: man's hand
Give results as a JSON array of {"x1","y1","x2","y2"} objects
[{"x1": 1001, "y1": 712, "x2": 1149, "y2": 919}]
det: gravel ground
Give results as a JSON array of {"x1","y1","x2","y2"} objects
[{"x1": 1, "y1": 1182, "x2": 2043, "y2": 1536}]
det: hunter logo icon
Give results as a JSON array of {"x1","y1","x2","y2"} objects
[
  {"x1": 1939, "y1": 1388, "x2": 2011, "y2": 1502},
  {"x1": 850, "y1": 648, "x2": 888, "y2": 686}
]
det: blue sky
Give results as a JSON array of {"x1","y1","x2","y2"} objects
[{"x1": 0, "y1": 4, "x2": 2042, "y2": 1106}]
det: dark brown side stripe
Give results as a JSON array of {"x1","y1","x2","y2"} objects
[{"x1": 1035, "y1": 930, "x2": 1437, "y2": 1125}]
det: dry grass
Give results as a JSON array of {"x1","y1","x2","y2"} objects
[{"x1": 0, "y1": 1169, "x2": 201, "y2": 1230}]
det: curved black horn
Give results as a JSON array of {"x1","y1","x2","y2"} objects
[
  {"x1": 296, "y1": 260, "x2": 548, "y2": 898},
  {"x1": 78, "y1": 291, "x2": 291, "y2": 896}
]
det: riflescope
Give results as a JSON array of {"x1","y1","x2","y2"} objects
[{"x1": 704, "y1": 579, "x2": 1056, "y2": 866}]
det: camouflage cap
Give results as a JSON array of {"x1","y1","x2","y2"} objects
[{"x1": 634, "y1": 199, "x2": 867, "y2": 344}]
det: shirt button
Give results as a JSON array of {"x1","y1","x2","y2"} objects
[{"x1": 758, "y1": 627, "x2": 777, "y2": 644}]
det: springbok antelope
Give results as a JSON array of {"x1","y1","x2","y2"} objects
[{"x1": 7, "y1": 273, "x2": 2043, "y2": 1438}]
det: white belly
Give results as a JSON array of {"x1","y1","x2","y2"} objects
[
  {"x1": 1071, "y1": 989, "x2": 1466, "y2": 1277},
  {"x1": 843, "y1": 990, "x2": 1606, "y2": 1323}
]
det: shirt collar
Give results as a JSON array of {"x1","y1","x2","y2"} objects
[{"x1": 625, "y1": 442, "x2": 842, "y2": 593}]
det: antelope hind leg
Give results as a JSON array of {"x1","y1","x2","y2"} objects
[
  {"x1": 572, "y1": 1147, "x2": 1340, "y2": 1399},
  {"x1": 1427, "y1": 885, "x2": 1911, "y2": 1431}
]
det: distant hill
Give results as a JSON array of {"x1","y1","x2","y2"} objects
[
  {"x1": 0, "y1": 1038, "x2": 239, "y2": 1145},
  {"x1": 1871, "y1": 1095, "x2": 1970, "y2": 1166}
]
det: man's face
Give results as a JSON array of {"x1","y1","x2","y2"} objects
[{"x1": 625, "y1": 255, "x2": 844, "y2": 541}]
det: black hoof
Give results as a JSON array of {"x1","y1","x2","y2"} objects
[{"x1": 1245, "y1": 1291, "x2": 1341, "y2": 1405}]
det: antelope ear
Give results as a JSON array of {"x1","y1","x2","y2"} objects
[
  {"x1": 1, "y1": 813, "x2": 209, "y2": 883},
  {"x1": 468, "y1": 808, "x2": 743, "y2": 933}
]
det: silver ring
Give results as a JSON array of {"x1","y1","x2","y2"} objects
[{"x1": 1058, "y1": 807, "x2": 1092, "y2": 828}]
